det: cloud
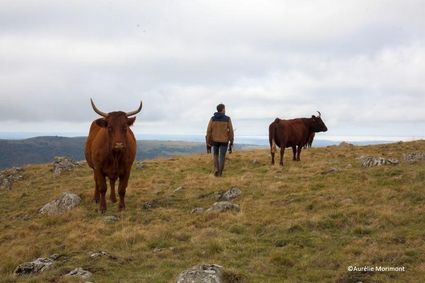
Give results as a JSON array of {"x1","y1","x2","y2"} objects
[{"x1": 0, "y1": 0, "x2": 424, "y2": 138}]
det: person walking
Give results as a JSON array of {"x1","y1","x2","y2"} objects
[{"x1": 206, "y1": 103, "x2": 234, "y2": 177}]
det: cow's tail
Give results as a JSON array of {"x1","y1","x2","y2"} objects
[
  {"x1": 271, "y1": 139, "x2": 277, "y2": 153},
  {"x1": 270, "y1": 118, "x2": 280, "y2": 153}
]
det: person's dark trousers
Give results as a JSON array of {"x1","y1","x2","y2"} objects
[{"x1": 212, "y1": 142, "x2": 228, "y2": 176}]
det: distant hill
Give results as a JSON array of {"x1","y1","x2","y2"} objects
[{"x1": 0, "y1": 136, "x2": 255, "y2": 169}]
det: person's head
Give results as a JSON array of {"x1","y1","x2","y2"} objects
[{"x1": 217, "y1": 103, "x2": 225, "y2": 113}]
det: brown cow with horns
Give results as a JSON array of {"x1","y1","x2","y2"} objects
[
  {"x1": 269, "y1": 111, "x2": 328, "y2": 166},
  {"x1": 85, "y1": 99, "x2": 142, "y2": 213}
]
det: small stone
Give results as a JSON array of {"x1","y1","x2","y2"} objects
[
  {"x1": 135, "y1": 161, "x2": 144, "y2": 169},
  {"x1": 176, "y1": 264, "x2": 224, "y2": 283},
  {"x1": 89, "y1": 251, "x2": 116, "y2": 260},
  {"x1": 174, "y1": 186, "x2": 183, "y2": 193},
  {"x1": 206, "y1": 201, "x2": 240, "y2": 213},
  {"x1": 191, "y1": 207, "x2": 204, "y2": 214},
  {"x1": 103, "y1": 215, "x2": 120, "y2": 224},
  {"x1": 65, "y1": 267, "x2": 92, "y2": 279},
  {"x1": 217, "y1": 188, "x2": 242, "y2": 201}
]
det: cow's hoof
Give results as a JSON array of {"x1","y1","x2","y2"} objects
[
  {"x1": 118, "y1": 204, "x2": 125, "y2": 211},
  {"x1": 93, "y1": 198, "x2": 99, "y2": 204},
  {"x1": 110, "y1": 196, "x2": 117, "y2": 203}
]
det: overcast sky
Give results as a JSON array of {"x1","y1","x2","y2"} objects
[{"x1": 0, "y1": 0, "x2": 424, "y2": 140}]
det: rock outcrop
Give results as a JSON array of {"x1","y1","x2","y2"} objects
[
  {"x1": 14, "y1": 254, "x2": 60, "y2": 276},
  {"x1": 403, "y1": 152, "x2": 425, "y2": 163},
  {"x1": 217, "y1": 188, "x2": 242, "y2": 201},
  {"x1": 52, "y1": 156, "x2": 81, "y2": 176},
  {"x1": 0, "y1": 167, "x2": 23, "y2": 190},
  {"x1": 361, "y1": 156, "x2": 399, "y2": 167},
  {"x1": 39, "y1": 192, "x2": 81, "y2": 215}
]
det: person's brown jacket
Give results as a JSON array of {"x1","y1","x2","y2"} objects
[{"x1": 206, "y1": 112, "x2": 234, "y2": 144}]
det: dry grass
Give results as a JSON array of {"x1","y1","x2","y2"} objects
[{"x1": 1, "y1": 140, "x2": 425, "y2": 282}]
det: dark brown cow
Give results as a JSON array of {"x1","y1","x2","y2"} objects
[
  {"x1": 269, "y1": 112, "x2": 327, "y2": 166},
  {"x1": 85, "y1": 99, "x2": 142, "y2": 213}
]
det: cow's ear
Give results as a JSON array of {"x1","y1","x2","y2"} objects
[
  {"x1": 311, "y1": 115, "x2": 316, "y2": 118},
  {"x1": 127, "y1": 117, "x2": 136, "y2": 126},
  {"x1": 95, "y1": 118, "x2": 108, "y2": 128}
]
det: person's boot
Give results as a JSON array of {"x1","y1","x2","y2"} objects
[{"x1": 213, "y1": 155, "x2": 219, "y2": 177}]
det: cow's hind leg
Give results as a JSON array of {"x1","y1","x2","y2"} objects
[
  {"x1": 118, "y1": 172, "x2": 130, "y2": 211},
  {"x1": 279, "y1": 147, "x2": 285, "y2": 166},
  {"x1": 271, "y1": 151, "x2": 275, "y2": 165},
  {"x1": 292, "y1": 146, "x2": 297, "y2": 161},
  {"x1": 110, "y1": 178, "x2": 117, "y2": 203}
]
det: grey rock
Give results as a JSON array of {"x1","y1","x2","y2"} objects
[
  {"x1": 191, "y1": 207, "x2": 205, "y2": 214},
  {"x1": 403, "y1": 152, "x2": 425, "y2": 163},
  {"x1": 217, "y1": 188, "x2": 242, "y2": 201},
  {"x1": 65, "y1": 267, "x2": 93, "y2": 279},
  {"x1": 207, "y1": 201, "x2": 240, "y2": 213},
  {"x1": 176, "y1": 264, "x2": 224, "y2": 283},
  {"x1": 0, "y1": 167, "x2": 23, "y2": 190},
  {"x1": 14, "y1": 254, "x2": 60, "y2": 276},
  {"x1": 361, "y1": 156, "x2": 399, "y2": 167},
  {"x1": 89, "y1": 251, "x2": 117, "y2": 260},
  {"x1": 39, "y1": 192, "x2": 81, "y2": 215},
  {"x1": 52, "y1": 156, "x2": 80, "y2": 176},
  {"x1": 135, "y1": 160, "x2": 144, "y2": 169},
  {"x1": 103, "y1": 215, "x2": 120, "y2": 224}
]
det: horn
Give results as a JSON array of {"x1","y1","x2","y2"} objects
[
  {"x1": 317, "y1": 111, "x2": 321, "y2": 117},
  {"x1": 90, "y1": 98, "x2": 108, "y2": 117},
  {"x1": 126, "y1": 101, "x2": 143, "y2": 116}
]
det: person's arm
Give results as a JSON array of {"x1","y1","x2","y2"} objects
[
  {"x1": 228, "y1": 118, "x2": 234, "y2": 153},
  {"x1": 228, "y1": 118, "x2": 234, "y2": 145}
]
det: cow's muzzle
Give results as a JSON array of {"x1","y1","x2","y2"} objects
[{"x1": 113, "y1": 142, "x2": 125, "y2": 150}]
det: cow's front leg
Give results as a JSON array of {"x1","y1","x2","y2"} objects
[
  {"x1": 92, "y1": 172, "x2": 100, "y2": 203},
  {"x1": 109, "y1": 178, "x2": 117, "y2": 203},
  {"x1": 95, "y1": 170, "x2": 107, "y2": 213},
  {"x1": 292, "y1": 146, "x2": 296, "y2": 161},
  {"x1": 296, "y1": 145, "x2": 302, "y2": 161},
  {"x1": 118, "y1": 172, "x2": 130, "y2": 211}
]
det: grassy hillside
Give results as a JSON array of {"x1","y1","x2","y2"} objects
[{"x1": 0, "y1": 141, "x2": 424, "y2": 282}]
